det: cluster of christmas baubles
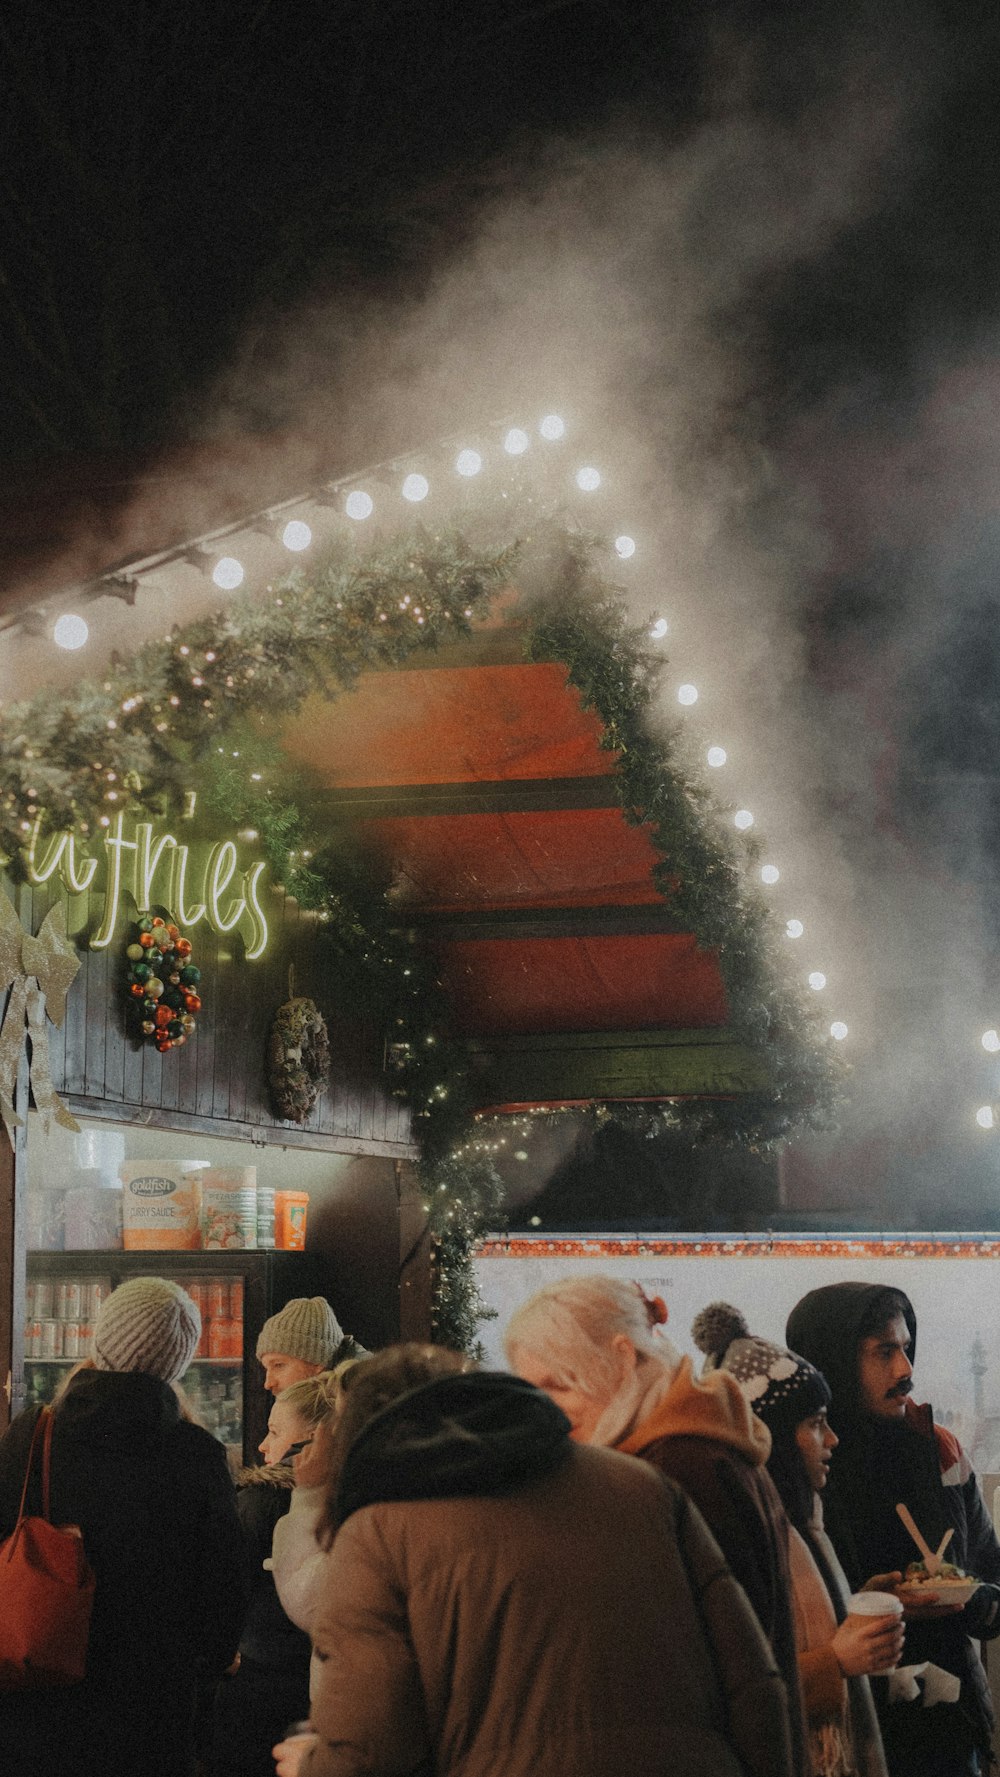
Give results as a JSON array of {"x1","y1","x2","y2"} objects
[{"x1": 126, "y1": 916, "x2": 203, "y2": 1053}]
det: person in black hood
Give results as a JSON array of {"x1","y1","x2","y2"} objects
[
  {"x1": 787, "y1": 1281, "x2": 1000, "y2": 1777},
  {"x1": 272, "y1": 1341, "x2": 794, "y2": 1777},
  {"x1": 0, "y1": 1276, "x2": 248, "y2": 1777}
]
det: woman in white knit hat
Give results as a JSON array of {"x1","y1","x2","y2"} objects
[
  {"x1": 256, "y1": 1295, "x2": 366, "y2": 1396},
  {"x1": 0, "y1": 1276, "x2": 249, "y2": 1777}
]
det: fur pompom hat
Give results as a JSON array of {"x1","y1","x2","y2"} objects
[
  {"x1": 92, "y1": 1276, "x2": 200, "y2": 1384},
  {"x1": 692, "y1": 1302, "x2": 830, "y2": 1433}
]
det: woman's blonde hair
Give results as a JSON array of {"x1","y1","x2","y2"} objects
[{"x1": 504, "y1": 1273, "x2": 679, "y2": 1400}]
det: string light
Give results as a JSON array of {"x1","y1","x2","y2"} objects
[
  {"x1": 808, "y1": 972, "x2": 827, "y2": 991},
  {"x1": 402, "y1": 473, "x2": 429, "y2": 502},
  {"x1": 614, "y1": 536, "x2": 636, "y2": 558},
  {"x1": 345, "y1": 490, "x2": 373, "y2": 520},
  {"x1": 455, "y1": 450, "x2": 482, "y2": 477},
  {"x1": 504, "y1": 428, "x2": 530, "y2": 455},
  {"x1": 678, "y1": 684, "x2": 698, "y2": 705},
  {"x1": 213, "y1": 557, "x2": 244, "y2": 590},
  {"x1": 734, "y1": 809, "x2": 754, "y2": 830},
  {"x1": 706, "y1": 747, "x2": 727, "y2": 768},
  {"x1": 539, "y1": 414, "x2": 565, "y2": 440},
  {"x1": 53, "y1": 614, "x2": 89, "y2": 650},
  {"x1": 982, "y1": 1030, "x2": 1000, "y2": 1053},
  {"x1": 282, "y1": 520, "x2": 312, "y2": 552},
  {"x1": 977, "y1": 1106, "x2": 994, "y2": 1129},
  {"x1": 761, "y1": 865, "x2": 780, "y2": 885},
  {"x1": 575, "y1": 466, "x2": 601, "y2": 491},
  {"x1": 786, "y1": 919, "x2": 804, "y2": 938},
  {"x1": 830, "y1": 1022, "x2": 848, "y2": 1041},
  {"x1": 650, "y1": 618, "x2": 669, "y2": 640}
]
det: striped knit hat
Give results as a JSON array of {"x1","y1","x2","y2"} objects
[
  {"x1": 256, "y1": 1296, "x2": 343, "y2": 1367},
  {"x1": 93, "y1": 1276, "x2": 201, "y2": 1384}
]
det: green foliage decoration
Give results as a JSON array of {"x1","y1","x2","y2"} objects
[{"x1": 0, "y1": 520, "x2": 838, "y2": 1347}]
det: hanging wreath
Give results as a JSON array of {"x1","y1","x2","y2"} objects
[
  {"x1": 268, "y1": 994, "x2": 330, "y2": 1122},
  {"x1": 125, "y1": 915, "x2": 202, "y2": 1054}
]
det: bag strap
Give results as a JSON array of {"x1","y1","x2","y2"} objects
[
  {"x1": 40, "y1": 1405, "x2": 54, "y2": 1520},
  {"x1": 13, "y1": 1407, "x2": 50, "y2": 1531}
]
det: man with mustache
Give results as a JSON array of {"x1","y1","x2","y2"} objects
[{"x1": 787, "y1": 1282, "x2": 1000, "y2": 1776}]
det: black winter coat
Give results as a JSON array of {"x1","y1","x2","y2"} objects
[{"x1": 0, "y1": 1369, "x2": 249, "y2": 1777}]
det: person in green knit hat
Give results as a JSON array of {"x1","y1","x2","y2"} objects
[{"x1": 256, "y1": 1296, "x2": 366, "y2": 1395}]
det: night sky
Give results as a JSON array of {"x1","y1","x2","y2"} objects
[{"x1": 5, "y1": 0, "x2": 1000, "y2": 1223}]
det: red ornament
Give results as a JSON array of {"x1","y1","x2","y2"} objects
[
  {"x1": 155, "y1": 1005, "x2": 173, "y2": 1028},
  {"x1": 167, "y1": 924, "x2": 180, "y2": 940},
  {"x1": 175, "y1": 938, "x2": 192, "y2": 957},
  {"x1": 139, "y1": 932, "x2": 155, "y2": 948},
  {"x1": 155, "y1": 1036, "x2": 172, "y2": 1052},
  {"x1": 151, "y1": 917, "x2": 165, "y2": 928},
  {"x1": 183, "y1": 993, "x2": 202, "y2": 1013},
  {"x1": 130, "y1": 982, "x2": 146, "y2": 998}
]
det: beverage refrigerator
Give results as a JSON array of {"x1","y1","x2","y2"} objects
[{"x1": 23, "y1": 1249, "x2": 331, "y2": 1468}]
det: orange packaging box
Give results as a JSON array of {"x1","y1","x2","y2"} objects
[{"x1": 274, "y1": 1190, "x2": 309, "y2": 1250}]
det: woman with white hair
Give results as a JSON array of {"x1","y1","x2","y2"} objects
[{"x1": 506, "y1": 1272, "x2": 806, "y2": 1774}]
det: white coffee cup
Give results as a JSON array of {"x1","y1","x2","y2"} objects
[{"x1": 847, "y1": 1590, "x2": 905, "y2": 1619}]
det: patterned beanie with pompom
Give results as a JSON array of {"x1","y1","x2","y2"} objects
[{"x1": 691, "y1": 1301, "x2": 830, "y2": 1434}]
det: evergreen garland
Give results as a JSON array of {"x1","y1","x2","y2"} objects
[{"x1": 1, "y1": 519, "x2": 838, "y2": 1349}]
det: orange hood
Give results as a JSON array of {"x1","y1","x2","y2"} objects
[{"x1": 617, "y1": 1355, "x2": 771, "y2": 1466}]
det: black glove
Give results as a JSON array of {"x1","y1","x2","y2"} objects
[{"x1": 963, "y1": 1584, "x2": 1000, "y2": 1638}]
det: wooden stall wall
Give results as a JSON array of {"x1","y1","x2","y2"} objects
[{"x1": 11, "y1": 872, "x2": 413, "y2": 1156}]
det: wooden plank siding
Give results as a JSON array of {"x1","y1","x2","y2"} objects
[{"x1": 3, "y1": 868, "x2": 415, "y2": 1159}]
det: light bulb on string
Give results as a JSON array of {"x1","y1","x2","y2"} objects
[
  {"x1": 53, "y1": 613, "x2": 89, "y2": 650},
  {"x1": 345, "y1": 490, "x2": 373, "y2": 520},
  {"x1": 212, "y1": 557, "x2": 244, "y2": 590},
  {"x1": 977, "y1": 1106, "x2": 995, "y2": 1130},
  {"x1": 455, "y1": 450, "x2": 482, "y2": 477},
  {"x1": 539, "y1": 415, "x2": 565, "y2": 440},
  {"x1": 706, "y1": 746, "x2": 727, "y2": 768},
  {"x1": 402, "y1": 473, "x2": 429, "y2": 502},
  {"x1": 808, "y1": 972, "x2": 827, "y2": 991},
  {"x1": 678, "y1": 683, "x2": 698, "y2": 705},
  {"x1": 504, "y1": 428, "x2": 530, "y2": 455},
  {"x1": 786, "y1": 919, "x2": 804, "y2": 938},
  {"x1": 650, "y1": 618, "x2": 668, "y2": 640},
  {"x1": 734, "y1": 809, "x2": 754, "y2": 830},
  {"x1": 761, "y1": 864, "x2": 780, "y2": 885},
  {"x1": 575, "y1": 466, "x2": 601, "y2": 491},
  {"x1": 614, "y1": 535, "x2": 636, "y2": 559},
  {"x1": 830, "y1": 1022, "x2": 848, "y2": 1041},
  {"x1": 281, "y1": 520, "x2": 312, "y2": 552},
  {"x1": 982, "y1": 1030, "x2": 1000, "y2": 1053}
]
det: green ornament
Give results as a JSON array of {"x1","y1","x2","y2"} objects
[
  {"x1": 167, "y1": 1019, "x2": 184, "y2": 1039},
  {"x1": 132, "y1": 962, "x2": 151, "y2": 984},
  {"x1": 138, "y1": 916, "x2": 154, "y2": 933},
  {"x1": 179, "y1": 964, "x2": 201, "y2": 986},
  {"x1": 126, "y1": 943, "x2": 144, "y2": 961}
]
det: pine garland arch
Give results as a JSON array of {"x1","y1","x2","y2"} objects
[{"x1": 0, "y1": 510, "x2": 838, "y2": 1348}]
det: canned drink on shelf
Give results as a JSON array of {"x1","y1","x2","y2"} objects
[
  {"x1": 57, "y1": 1281, "x2": 83, "y2": 1321},
  {"x1": 78, "y1": 1321, "x2": 93, "y2": 1354},
  {"x1": 62, "y1": 1322, "x2": 81, "y2": 1359},
  {"x1": 33, "y1": 1281, "x2": 55, "y2": 1320},
  {"x1": 25, "y1": 1319, "x2": 41, "y2": 1358},
  {"x1": 39, "y1": 1320, "x2": 62, "y2": 1358},
  {"x1": 208, "y1": 1280, "x2": 229, "y2": 1320},
  {"x1": 229, "y1": 1280, "x2": 244, "y2": 1319},
  {"x1": 86, "y1": 1280, "x2": 110, "y2": 1319},
  {"x1": 218, "y1": 1317, "x2": 243, "y2": 1360}
]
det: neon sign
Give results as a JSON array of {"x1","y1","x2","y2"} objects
[{"x1": 25, "y1": 814, "x2": 270, "y2": 959}]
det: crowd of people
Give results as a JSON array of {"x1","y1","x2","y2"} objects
[{"x1": 1, "y1": 1273, "x2": 999, "y2": 1777}]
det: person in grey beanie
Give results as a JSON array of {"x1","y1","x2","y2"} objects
[
  {"x1": 0, "y1": 1276, "x2": 249, "y2": 1777},
  {"x1": 257, "y1": 1295, "x2": 366, "y2": 1395}
]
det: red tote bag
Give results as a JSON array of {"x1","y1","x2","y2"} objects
[{"x1": 0, "y1": 1405, "x2": 96, "y2": 1689}]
